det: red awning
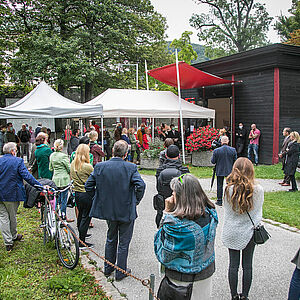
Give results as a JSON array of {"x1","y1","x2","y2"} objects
[{"x1": 148, "y1": 61, "x2": 235, "y2": 89}]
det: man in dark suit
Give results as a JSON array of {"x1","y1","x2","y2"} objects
[
  {"x1": 85, "y1": 140, "x2": 145, "y2": 281},
  {"x1": 211, "y1": 136, "x2": 237, "y2": 206},
  {"x1": 278, "y1": 127, "x2": 291, "y2": 186},
  {"x1": 167, "y1": 124, "x2": 180, "y2": 147}
]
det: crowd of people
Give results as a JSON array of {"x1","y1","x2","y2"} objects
[{"x1": 0, "y1": 120, "x2": 299, "y2": 300}]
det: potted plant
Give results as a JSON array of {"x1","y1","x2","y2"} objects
[
  {"x1": 185, "y1": 125, "x2": 220, "y2": 167},
  {"x1": 140, "y1": 138, "x2": 164, "y2": 169}
]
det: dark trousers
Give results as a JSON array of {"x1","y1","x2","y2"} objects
[
  {"x1": 228, "y1": 238, "x2": 256, "y2": 297},
  {"x1": 156, "y1": 210, "x2": 163, "y2": 228},
  {"x1": 75, "y1": 191, "x2": 92, "y2": 243},
  {"x1": 288, "y1": 267, "x2": 300, "y2": 300},
  {"x1": 104, "y1": 220, "x2": 134, "y2": 280},
  {"x1": 236, "y1": 142, "x2": 245, "y2": 157},
  {"x1": 290, "y1": 174, "x2": 298, "y2": 191},
  {"x1": 217, "y1": 176, "x2": 224, "y2": 203}
]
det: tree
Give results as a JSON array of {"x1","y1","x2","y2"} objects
[
  {"x1": 1, "y1": 0, "x2": 170, "y2": 100},
  {"x1": 189, "y1": 0, "x2": 273, "y2": 54},
  {"x1": 286, "y1": 29, "x2": 300, "y2": 45},
  {"x1": 274, "y1": 0, "x2": 300, "y2": 41}
]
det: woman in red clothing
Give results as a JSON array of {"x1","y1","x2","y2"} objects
[{"x1": 142, "y1": 128, "x2": 152, "y2": 150}]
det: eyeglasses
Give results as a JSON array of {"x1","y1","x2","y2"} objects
[{"x1": 178, "y1": 174, "x2": 186, "y2": 183}]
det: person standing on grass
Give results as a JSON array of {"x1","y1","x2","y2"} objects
[
  {"x1": 222, "y1": 157, "x2": 264, "y2": 300},
  {"x1": 85, "y1": 140, "x2": 145, "y2": 281},
  {"x1": 211, "y1": 136, "x2": 237, "y2": 206},
  {"x1": 284, "y1": 131, "x2": 300, "y2": 192},
  {"x1": 247, "y1": 124, "x2": 260, "y2": 166},
  {"x1": 278, "y1": 127, "x2": 291, "y2": 186},
  {"x1": 0, "y1": 142, "x2": 42, "y2": 251},
  {"x1": 70, "y1": 144, "x2": 94, "y2": 249}
]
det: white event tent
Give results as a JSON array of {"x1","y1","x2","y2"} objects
[
  {"x1": 0, "y1": 81, "x2": 103, "y2": 119},
  {"x1": 86, "y1": 88, "x2": 215, "y2": 119}
]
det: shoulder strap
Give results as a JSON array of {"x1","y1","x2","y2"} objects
[
  {"x1": 246, "y1": 211, "x2": 255, "y2": 227},
  {"x1": 75, "y1": 170, "x2": 86, "y2": 185}
]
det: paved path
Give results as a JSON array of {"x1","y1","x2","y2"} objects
[{"x1": 74, "y1": 175, "x2": 300, "y2": 300}]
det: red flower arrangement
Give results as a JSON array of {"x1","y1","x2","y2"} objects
[{"x1": 185, "y1": 125, "x2": 220, "y2": 152}]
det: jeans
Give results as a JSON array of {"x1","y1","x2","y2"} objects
[
  {"x1": 288, "y1": 267, "x2": 300, "y2": 300},
  {"x1": 75, "y1": 191, "x2": 93, "y2": 243},
  {"x1": 20, "y1": 142, "x2": 30, "y2": 160},
  {"x1": 228, "y1": 237, "x2": 256, "y2": 297},
  {"x1": 57, "y1": 189, "x2": 69, "y2": 216},
  {"x1": 217, "y1": 176, "x2": 224, "y2": 203},
  {"x1": 248, "y1": 143, "x2": 259, "y2": 164},
  {"x1": 104, "y1": 220, "x2": 134, "y2": 279}
]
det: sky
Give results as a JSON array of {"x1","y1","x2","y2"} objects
[{"x1": 150, "y1": 0, "x2": 292, "y2": 44}]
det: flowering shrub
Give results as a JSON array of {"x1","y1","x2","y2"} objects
[
  {"x1": 185, "y1": 125, "x2": 220, "y2": 152},
  {"x1": 141, "y1": 138, "x2": 164, "y2": 159}
]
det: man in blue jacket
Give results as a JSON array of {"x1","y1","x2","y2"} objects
[
  {"x1": 85, "y1": 140, "x2": 146, "y2": 281},
  {"x1": 0, "y1": 142, "x2": 42, "y2": 251},
  {"x1": 211, "y1": 136, "x2": 237, "y2": 206}
]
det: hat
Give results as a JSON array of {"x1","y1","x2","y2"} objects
[
  {"x1": 79, "y1": 136, "x2": 90, "y2": 145},
  {"x1": 166, "y1": 145, "x2": 180, "y2": 158}
]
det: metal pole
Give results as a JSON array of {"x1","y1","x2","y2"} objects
[
  {"x1": 101, "y1": 115, "x2": 104, "y2": 161},
  {"x1": 152, "y1": 117, "x2": 155, "y2": 139},
  {"x1": 136, "y1": 117, "x2": 139, "y2": 130},
  {"x1": 136, "y1": 64, "x2": 139, "y2": 90},
  {"x1": 145, "y1": 60, "x2": 149, "y2": 90},
  {"x1": 149, "y1": 274, "x2": 155, "y2": 300},
  {"x1": 175, "y1": 49, "x2": 186, "y2": 164}
]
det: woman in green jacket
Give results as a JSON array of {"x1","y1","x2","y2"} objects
[
  {"x1": 35, "y1": 133, "x2": 53, "y2": 179},
  {"x1": 49, "y1": 139, "x2": 73, "y2": 222}
]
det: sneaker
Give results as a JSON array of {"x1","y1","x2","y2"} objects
[
  {"x1": 85, "y1": 234, "x2": 92, "y2": 240},
  {"x1": 13, "y1": 234, "x2": 23, "y2": 242},
  {"x1": 215, "y1": 201, "x2": 222, "y2": 206},
  {"x1": 6, "y1": 244, "x2": 13, "y2": 252},
  {"x1": 79, "y1": 242, "x2": 94, "y2": 250},
  {"x1": 232, "y1": 295, "x2": 240, "y2": 300}
]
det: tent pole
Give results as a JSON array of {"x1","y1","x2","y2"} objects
[
  {"x1": 175, "y1": 49, "x2": 185, "y2": 164},
  {"x1": 152, "y1": 117, "x2": 155, "y2": 139},
  {"x1": 137, "y1": 117, "x2": 138, "y2": 130},
  {"x1": 101, "y1": 115, "x2": 104, "y2": 161},
  {"x1": 145, "y1": 60, "x2": 149, "y2": 90}
]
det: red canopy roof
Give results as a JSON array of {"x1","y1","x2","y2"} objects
[{"x1": 148, "y1": 61, "x2": 235, "y2": 89}]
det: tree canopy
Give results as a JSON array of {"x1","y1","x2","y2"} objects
[
  {"x1": 189, "y1": 0, "x2": 272, "y2": 54},
  {"x1": 275, "y1": 0, "x2": 300, "y2": 42},
  {"x1": 1, "y1": 0, "x2": 170, "y2": 100}
]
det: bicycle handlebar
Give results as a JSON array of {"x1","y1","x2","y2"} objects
[{"x1": 34, "y1": 180, "x2": 73, "y2": 194}]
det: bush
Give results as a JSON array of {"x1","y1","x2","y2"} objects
[
  {"x1": 185, "y1": 125, "x2": 219, "y2": 152},
  {"x1": 141, "y1": 138, "x2": 164, "y2": 159}
]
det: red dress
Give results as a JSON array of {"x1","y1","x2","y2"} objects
[{"x1": 142, "y1": 134, "x2": 151, "y2": 150}]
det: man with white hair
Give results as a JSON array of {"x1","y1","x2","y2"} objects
[
  {"x1": 0, "y1": 142, "x2": 42, "y2": 251},
  {"x1": 211, "y1": 136, "x2": 237, "y2": 206}
]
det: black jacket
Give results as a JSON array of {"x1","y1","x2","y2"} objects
[
  {"x1": 284, "y1": 141, "x2": 300, "y2": 176},
  {"x1": 235, "y1": 128, "x2": 247, "y2": 144},
  {"x1": 67, "y1": 135, "x2": 80, "y2": 155},
  {"x1": 156, "y1": 159, "x2": 189, "y2": 199}
]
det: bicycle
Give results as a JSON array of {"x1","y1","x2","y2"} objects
[{"x1": 36, "y1": 183, "x2": 79, "y2": 270}]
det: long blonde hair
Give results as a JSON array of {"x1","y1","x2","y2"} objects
[
  {"x1": 290, "y1": 131, "x2": 300, "y2": 143},
  {"x1": 73, "y1": 144, "x2": 90, "y2": 171},
  {"x1": 225, "y1": 157, "x2": 255, "y2": 214}
]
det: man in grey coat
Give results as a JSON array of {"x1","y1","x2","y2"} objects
[{"x1": 211, "y1": 136, "x2": 237, "y2": 206}]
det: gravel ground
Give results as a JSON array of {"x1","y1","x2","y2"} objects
[{"x1": 70, "y1": 175, "x2": 300, "y2": 300}]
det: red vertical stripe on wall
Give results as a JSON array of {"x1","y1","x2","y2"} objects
[
  {"x1": 273, "y1": 68, "x2": 280, "y2": 164},
  {"x1": 232, "y1": 74, "x2": 235, "y2": 146}
]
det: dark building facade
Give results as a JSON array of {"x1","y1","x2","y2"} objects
[{"x1": 181, "y1": 43, "x2": 300, "y2": 165}]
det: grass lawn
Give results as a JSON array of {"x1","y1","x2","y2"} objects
[
  {"x1": 0, "y1": 206, "x2": 110, "y2": 300},
  {"x1": 263, "y1": 191, "x2": 300, "y2": 229},
  {"x1": 139, "y1": 163, "x2": 300, "y2": 180}
]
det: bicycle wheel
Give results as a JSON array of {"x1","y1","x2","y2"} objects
[
  {"x1": 55, "y1": 223, "x2": 79, "y2": 269},
  {"x1": 43, "y1": 203, "x2": 50, "y2": 245}
]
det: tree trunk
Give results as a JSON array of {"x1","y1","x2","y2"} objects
[
  {"x1": 85, "y1": 81, "x2": 93, "y2": 101},
  {"x1": 58, "y1": 84, "x2": 65, "y2": 96}
]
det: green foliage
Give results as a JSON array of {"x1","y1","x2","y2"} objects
[
  {"x1": 263, "y1": 191, "x2": 300, "y2": 228},
  {"x1": 189, "y1": 0, "x2": 273, "y2": 54},
  {"x1": 0, "y1": 207, "x2": 109, "y2": 299},
  {"x1": 274, "y1": 0, "x2": 300, "y2": 41},
  {"x1": 1, "y1": 0, "x2": 170, "y2": 99},
  {"x1": 141, "y1": 138, "x2": 164, "y2": 159}
]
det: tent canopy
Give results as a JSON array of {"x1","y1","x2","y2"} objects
[
  {"x1": 86, "y1": 88, "x2": 215, "y2": 119},
  {"x1": 148, "y1": 61, "x2": 235, "y2": 89},
  {"x1": 0, "y1": 81, "x2": 103, "y2": 119}
]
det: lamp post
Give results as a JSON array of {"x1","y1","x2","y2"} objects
[{"x1": 122, "y1": 63, "x2": 139, "y2": 128}]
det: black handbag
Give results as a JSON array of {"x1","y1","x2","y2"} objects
[
  {"x1": 67, "y1": 190, "x2": 76, "y2": 208},
  {"x1": 153, "y1": 194, "x2": 165, "y2": 211},
  {"x1": 157, "y1": 276, "x2": 193, "y2": 300},
  {"x1": 247, "y1": 212, "x2": 271, "y2": 245}
]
